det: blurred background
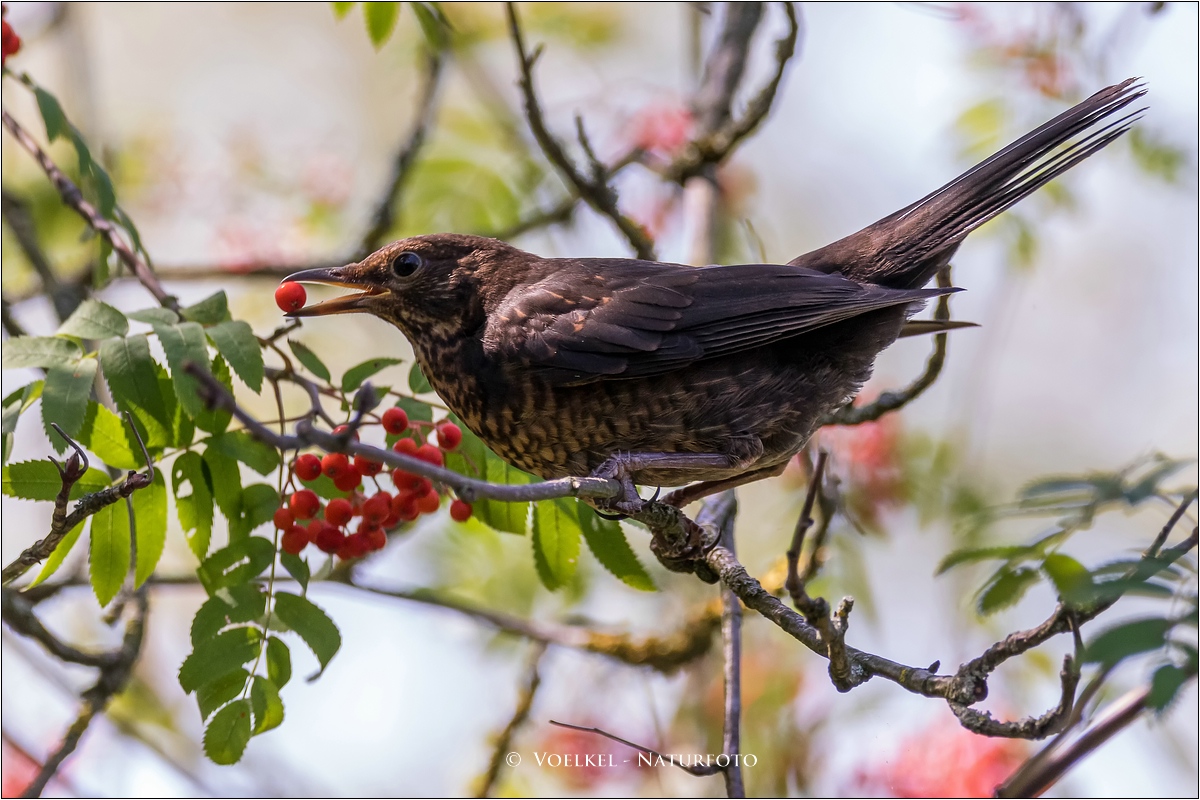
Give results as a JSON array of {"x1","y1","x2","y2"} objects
[{"x1": 2, "y1": 2, "x2": 1196, "y2": 796}]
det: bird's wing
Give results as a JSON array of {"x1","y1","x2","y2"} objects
[{"x1": 482, "y1": 260, "x2": 951, "y2": 385}]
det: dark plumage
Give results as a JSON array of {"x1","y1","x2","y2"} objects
[{"x1": 286, "y1": 80, "x2": 1145, "y2": 497}]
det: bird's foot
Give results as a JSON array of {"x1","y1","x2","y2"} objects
[{"x1": 590, "y1": 455, "x2": 646, "y2": 518}]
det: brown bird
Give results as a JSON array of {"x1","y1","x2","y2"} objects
[{"x1": 286, "y1": 79, "x2": 1144, "y2": 511}]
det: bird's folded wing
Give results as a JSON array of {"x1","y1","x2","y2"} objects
[{"x1": 482, "y1": 260, "x2": 952, "y2": 385}]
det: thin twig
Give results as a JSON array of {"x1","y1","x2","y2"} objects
[
  {"x1": 474, "y1": 643, "x2": 547, "y2": 797},
  {"x1": 547, "y1": 720, "x2": 722, "y2": 777}
]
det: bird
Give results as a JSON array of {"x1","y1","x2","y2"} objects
[{"x1": 285, "y1": 79, "x2": 1145, "y2": 511}]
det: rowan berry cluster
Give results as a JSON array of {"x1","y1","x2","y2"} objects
[
  {"x1": 274, "y1": 413, "x2": 473, "y2": 560},
  {"x1": 2, "y1": 6, "x2": 21, "y2": 65}
]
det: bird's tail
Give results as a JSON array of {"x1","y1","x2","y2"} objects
[{"x1": 792, "y1": 78, "x2": 1147, "y2": 288}]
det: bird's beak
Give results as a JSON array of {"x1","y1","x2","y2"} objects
[{"x1": 282, "y1": 266, "x2": 387, "y2": 317}]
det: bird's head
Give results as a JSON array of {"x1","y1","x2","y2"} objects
[{"x1": 284, "y1": 233, "x2": 532, "y2": 342}]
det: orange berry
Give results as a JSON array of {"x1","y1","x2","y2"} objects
[
  {"x1": 275, "y1": 282, "x2": 306, "y2": 313},
  {"x1": 382, "y1": 407, "x2": 409, "y2": 435},
  {"x1": 289, "y1": 490, "x2": 320, "y2": 520}
]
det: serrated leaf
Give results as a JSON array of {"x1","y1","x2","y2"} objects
[
  {"x1": 1041, "y1": 553, "x2": 1094, "y2": 604},
  {"x1": 532, "y1": 498, "x2": 581, "y2": 590},
  {"x1": 179, "y1": 627, "x2": 261, "y2": 693},
  {"x1": 99, "y1": 334, "x2": 173, "y2": 449},
  {"x1": 363, "y1": 1, "x2": 400, "y2": 47},
  {"x1": 273, "y1": 592, "x2": 341, "y2": 678},
  {"x1": 1084, "y1": 617, "x2": 1174, "y2": 668},
  {"x1": 89, "y1": 499, "x2": 131, "y2": 606},
  {"x1": 287, "y1": 339, "x2": 330, "y2": 382},
  {"x1": 203, "y1": 699, "x2": 252, "y2": 765},
  {"x1": 474, "y1": 449, "x2": 536, "y2": 535},
  {"x1": 341, "y1": 357, "x2": 403, "y2": 393},
  {"x1": 197, "y1": 537, "x2": 276, "y2": 594},
  {"x1": 42, "y1": 357, "x2": 98, "y2": 453},
  {"x1": 27, "y1": 519, "x2": 87, "y2": 588},
  {"x1": 936, "y1": 545, "x2": 1036, "y2": 575},
  {"x1": 153, "y1": 322, "x2": 210, "y2": 419},
  {"x1": 203, "y1": 444, "x2": 243, "y2": 522},
  {"x1": 977, "y1": 566, "x2": 1041, "y2": 616},
  {"x1": 279, "y1": 552, "x2": 309, "y2": 591},
  {"x1": 193, "y1": 354, "x2": 233, "y2": 435},
  {"x1": 228, "y1": 484, "x2": 280, "y2": 540},
  {"x1": 77, "y1": 402, "x2": 141, "y2": 470},
  {"x1": 207, "y1": 321, "x2": 264, "y2": 392},
  {"x1": 132, "y1": 471, "x2": 167, "y2": 587},
  {"x1": 265, "y1": 636, "x2": 293, "y2": 688},
  {"x1": 196, "y1": 669, "x2": 249, "y2": 721},
  {"x1": 57, "y1": 299, "x2": 129, "y2": 339},
  {"x1": 173, "y1": 452, "x2": 214, "y2": 561},
  {"x1": 127, "y1": 307, "x2": 179, "y2": 325},
  {"x1": 250, "y1": 676, "x2": 284, "y2": 734},
  {"x1": 34, "y1": 87, "x2": 67, "y2": 141},
  {"x1": 1, "y1": 336, "x2": 82, "y2": 369},
  {"x1": 1147, "y1": 663, "x2": 1195, "y2": 714},
  {"x1": 191, "y1": 585, "x2": 268, "y2": 646},
  {"x1": 408, "y1": 362, "x2": 433, "y2": 394},
  {"x1": 1, "y1": 461, "x2": 108, "y2": 500},
  {"x1": 3, "y1": 382, "x2": 43, "y2": 466},
  {"x1": 579, "y1": 505, "x2": 655, "y2": 591},
  {"x1": 181, "y1": 291, "x2": 231, "y2": 325},
  {"x1": 210, "y1": 431, "x2": 280, "y2": 476}
]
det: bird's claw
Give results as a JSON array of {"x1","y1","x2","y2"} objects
[{"x1": 591, "y1": 455, "x2": 646, "y2": 517}]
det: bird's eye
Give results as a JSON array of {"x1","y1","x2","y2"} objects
[{"x1": 391, "y1": 251, "x2": 423, "y2": 278}]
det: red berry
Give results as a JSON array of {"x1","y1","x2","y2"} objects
[
  {"x1": 436, "y1": 421, "x2": 463, "y2": 450},
  {"x1": 353, "y1": 453, "x2": 383, "y2": 477},
  {"x1": 275, "y1": 282, "x2": 306, "y2": 313},
  {"x1": 322, "y1": 452, "x2": 350, "y2": 479},
  {"x1": 416, "y1": 489, "x2": 441, "y2": 515},
  {"x1": 289, "y1": 490, "x2": 320, "y2": 520},
  {"x1": 450, "y1": 499, "x2": 473, "y2": 522},
  {"x1": 324, "y1": 497, "x2": 353, "y2": 526},
  {"x1": 281, "y1": 526, "x2": 308, "y2": 555},
  {"x1": 362, "y1": 492, "x2": 391, "y2": 524},
  {"x1": 415, "y1": 443, "x2": 444, "y2": 467},
  {"x1": 294, "y1": 453, "x2": 322, "y2": 482},
  {"x1": 392, "y1": 437, "x2": 419, "y2": 456},
  {"x1": 364, "y1": 526, "x2": 387, "y2": 551},
  {"x1": 410, "y1": 477, "x2": 433, "y2": 498},
  {"x1": 391, "y1": 492, "x2": 420, "y2": 522},
  {"x1": 305, "y1": 519, "x2": 326, "y2": 543},
  {"x1": 381, "y1": 407, "x2": 409, "y2": 435},
  {"x1": 2, "y1": 18, "x2": 21, "y2": 65},
  {"x1": 333, "y1": 465, "x2": 362, "y2": 492},
  {"x1": 331, "y1": 424, "x2": 360, "y2": 441},
  {"x1": 273, "y1": 506, "x2": 295, "y2": 530},
  {"x1": 315, "y1": 525, "x2": 346, "y2": 554}
]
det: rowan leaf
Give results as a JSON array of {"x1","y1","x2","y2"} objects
[{"x1": 57, "y1": 299, "x2": 128, "y2": 339}]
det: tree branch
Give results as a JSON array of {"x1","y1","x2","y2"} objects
[{"x1": 474, "y1": 643, "x2": 546, "y2": 798}]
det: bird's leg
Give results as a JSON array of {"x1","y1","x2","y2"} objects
[
  {"x1": 662, "y1": 462, "x2": 789, "y2": 508},
  {"x1": 591, "y1": 452, "x2": 741, "y2": 517}
]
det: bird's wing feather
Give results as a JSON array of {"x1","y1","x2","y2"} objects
[{"x1": 483, "y1": 260, "x2": 949, "y2": 385}]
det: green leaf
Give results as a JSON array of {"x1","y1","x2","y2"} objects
[
  {"x1": 207, "y1": 321, "x2": 264, "y2": 392},
  {"x1": 203, "y1": 444, "x2": 243, "y2": 522},
  {"x1": 341, "y1": 357, "x2": 403, "y2": 393},
  {"x1": 1084, "y1": 617, "x2": 1174, "y2": 668},
  {"x1": 279, "y1": 552, "x2": 309, "y2": 591},
  {"x1": 1147, "y1": 663, "x2": 1195, "y2": 714},
  {"x1": 99, "y1": 335, "x2": 173, "y2": 449},
  {"x1": 77, "y1": 402, "x2": 141, "y2": 469},
  {"x1": 287, "y1": 339, "x2": 330, "y2": 382},
  {"x1": 266, "y1": 636, "x2": 293, "y2": 689},
  {"x1": 474, "y1": 449, "x2": 535, "y2": 535},
  {"x1": 1, "y1": 461, "x2": 108, "y2": 500},
  {"x1": 132, "y1": 471, "x2": 167, "y2": 587},
  {"x1": 203, "y1": 699, "x2": 252, "y2": 765},
  {"x1": 179, "y1": 626, "x2": 261, "y2": 693},
  {"x1": 153, "y1": 322, "x2": 211, "y2": 419},
  {"x1": 191, "y1": 585, "x2": 267, "y2": 645},
  {"x1": 56, "y1": 299, "x2": 129, "y2": 339},
  {"x1": 181, "y1": 291, "x2": 231, "y2": 325},
  {"x1": 127, "y1": 307, "x2": 179, "y2": 325},
  {"x1": 579, "y1": 505, "x2": 655, "y2": 591},
  {"x1": 273, "y1": 592, "x2": 341, "y2": 678},
  {"x1": 411, "y1": 2, "x2": 450, "y2": 49},
  {"x1": 976, "y1": 566, "x2": 1041, "y2": 616},
  {"x1": 193, "y1": 354, "x2": 233, "y2": 435},
  {"x1": 197, "y1": 537, "x2": 276, "y2": 594},
  {"x1": 34, "y1": 87, "x2": 67, "y2": 141},
  {"x1": 89, "y1": 499, "x2": 131, "y2": 606},
  {"x1": 936, "y1": 545, "x2": 1035, "y2": 575},
  {"x1": 298, "y1": 471, "x2": 349, "y2": 501},
  {"x1": 3, "y1": 382, "x2": 43, "y2": 465},
  {"x1": 331, "y1": 2, "x2": 356, "y2": 20},
  {"x1": 173, "y1": 452, "x2": 214, "y2": 561},
  {"x1": 42, "y1": 357, "x2": 98, "y2": 453},
  {"x1": 250, "y1": 676, "x2": 285, "y2": 734},
  {"x1": 408, "y1": 362, "x2": 433, "y2": 394},
  {"x1": 532, "y1": 498, "x2": 581, "y2": 590},
  {"x1": 210, "y1": 431, "x2": 280, "y2": 476},
  {"x1": 28, "y1": 519, "x2": 86, "y2": 588},
  {"x1": 196, "y1": 668, "x2": 249, "y2": 721},
  {"x1": 1, "y1": 336, "x2": 82, "y2": 369},
  {"x1": 1041, "y1": 553, "x2": 1095, "y2": 604},
  {"x1": 228, "y1": 484, "x2": 279, "y2": 540},
  {"x1": 363, "y1": 1, "x2": 400, "y2": 47}
]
